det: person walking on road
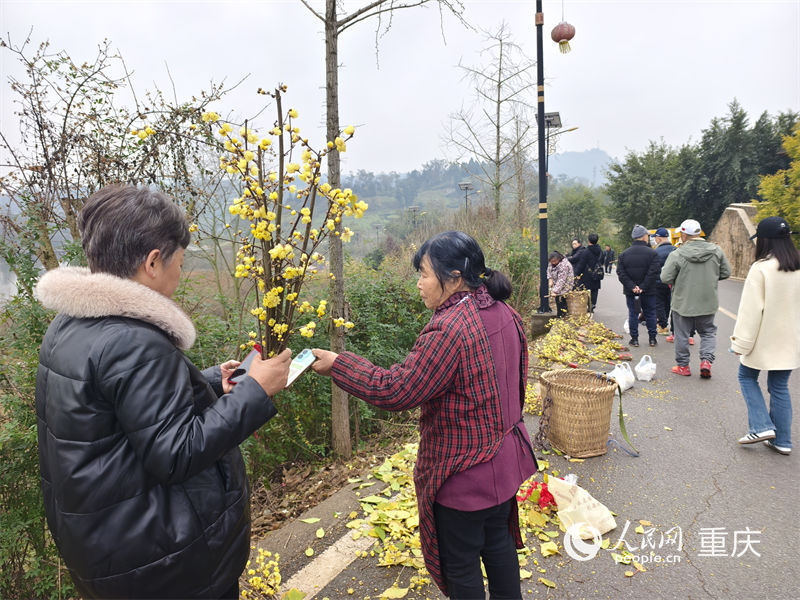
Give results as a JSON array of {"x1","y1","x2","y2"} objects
[
  {"x1": 653, "y1": 227, "x2": 676, "y2": 335},
  {"x1": 548, "y1": 250, "x2": 574, "y2": 317},
  {"x1": 732, "y1": 216, "x2": 800, "y2": 455},
  {"x1": 568, "y1": 238, "x2": 591, "y2": 290},
  {"x1": 603, "y1": 244, "x2": 616, "y2": 273},
  {"x1": 660, "y1": 218, "x2": 731, "y2": 378},
  {"x1": 585, "y1": 233, "x2": 604, "y2": 312},
  {"x1": 617, "y1": 224, "x2": 661, "y2": 347},
  {"x1": 34, "y1": 185, "x2": 291, "y2": 599},
  {"x1": 311, "y1": 231, "x2": 537, "y2": 599}
]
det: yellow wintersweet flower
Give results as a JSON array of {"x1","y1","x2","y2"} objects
[
  {"x1": 335, "y1": 137, "x2": 346, "y2": 152},
  {"x1": 343, "y1": 125, "x2": 355, "y2": 136},
  {"x1": 286, "y1": 163, "x2": 300, "y2": 174},
  {"x1": 319, "y1": 183, "x2": 332, "y2": 194},
  {"x1": 316, "y1": 300, "x2": 327, "y2": 318},
  {"x1": 344, "y1": 321, "x2": 355, "y2": 329},
  {"x1": 259, "y1": 138, "x2": 272, "y2": 150},
  {"x1": 137, "y1": 130, "x2": 148, "y2": 140},
  {"x1": 333, "y1": 318, "x2": 345, "y2": 328},
  {"x1": 244, "y1": 150, "x2": 255, "y2": 162},
  {"x1": 326, "y1": 219, "x2": 335, "y2": 232},
  {"x1": 188, "y1": 223, "x2": 198, "y2": 233},
  {"x1": 288, "y1": 108, "x2": 299, "y2": 118},
  {"x1": 341, "y1": 227, "x2": 353, "y2": 242},
  {"x1": 201, "y1": 111, "x2": 220, "y2": 123}
]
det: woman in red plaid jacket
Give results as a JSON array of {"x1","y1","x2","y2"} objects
[{"x1": 312, "y1": 231, "x2": 537, "y2": 599}]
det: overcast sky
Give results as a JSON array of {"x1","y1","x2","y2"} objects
[{"x1": 2, "y1": 0, "x2": 798, "y2": 175}]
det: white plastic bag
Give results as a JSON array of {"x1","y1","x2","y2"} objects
[
  {"x1": 635, "y1": 355, "x2": 657, "y2": 381},
  {"x1": 623, "y1": 320, "x2": 630, "y2": 334},
  {"x1": 547, "y1": 477, "x2": 617, "y2": 539},
  {"x1": 608, "y1": 362, "x2": 635, "y2": 391}
]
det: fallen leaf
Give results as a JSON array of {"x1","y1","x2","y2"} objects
[
  {"x1": 282, "y1": 589, "x2": 306, "y2": 600},
  {"x1": 624, "y1": 570, "x2": 634, "y2": 577},
  {"x1": 633, "y1": 560, "x2": 647, "y2": 572},
  {"x1": 316, "y1": 527, "x2": 325, "y2": 538},
  {"x1": 537, "y1": 577, "x2": 556, "y2": 588},
  {"x1": 540, "y1": 541, "x2": 560, "y2": 557},
  {"x1": 520, "y1": 568, "x2": 533, "y2": 580},
  {"x1": 304, "y1": 547, "x2": 314, "y2": 557},
  {"x1": 639, "y1": 519, "x2": 653, "y2": 526},
  {"x1": 635, "y1": 525, "x2": 645, "y2": 534},
  {"x1": 379, "y1": 586, "x2": 409, "y2": 599},
  {"x1": 300, "y1": 518, "x2": 320, "y2": 524},
  {"x1": 664, "y1": 426, "x2": 673, "y2": 431}
]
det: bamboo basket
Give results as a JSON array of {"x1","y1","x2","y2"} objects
[
  {"x1": 539, "y1": 368, "x2": 617, "y2": 457},
  {"x1": 565, "y1": 289, "x2": 590, "y2": 316}
]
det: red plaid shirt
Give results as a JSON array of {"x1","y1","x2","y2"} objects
[{"x1": 331, "y1": 286, "x2": 529, "y2": 594}]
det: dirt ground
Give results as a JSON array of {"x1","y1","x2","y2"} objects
[{"x1": 248, "y1": 423, "x2": 419, "y2": 538}]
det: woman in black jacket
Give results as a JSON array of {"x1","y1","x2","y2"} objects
[{"x1": 35, "y1": 184, "x2": 291, "y2": 599}]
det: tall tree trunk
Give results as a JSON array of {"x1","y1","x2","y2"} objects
[
  {"x1": 494, "y1": 38, "x2": 504, "y2": 217},
  {"x1": 325, "y1": 0, "x2": 352, "y2": 458}
]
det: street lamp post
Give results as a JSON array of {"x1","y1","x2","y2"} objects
[
  {"x1": 535, "y1": 0, "x2": 550, "y2": 313},
  {"x1": 457, "y1": 181, "x2": 474, "y2": 211}
]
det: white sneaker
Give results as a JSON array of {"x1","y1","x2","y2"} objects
[
  {"x1": 738, "y1": 430, "x2": 776, "y2": 444},
  {"x1": 764, "y1": 440, "x2": 792, "y2": 455}
]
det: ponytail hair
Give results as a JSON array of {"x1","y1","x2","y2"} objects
[{"x1": 412, "y1": 231, "x2": 512, "y2": 301}]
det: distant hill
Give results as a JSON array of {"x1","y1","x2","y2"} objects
[{"x1": 548, "y1": 148, "x2": 613, "y2": 186}]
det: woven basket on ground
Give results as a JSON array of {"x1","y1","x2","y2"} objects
[
  {"x1": 539, "y1": 368, "x2": 617, "y2": 458},
  {"x1": 565, "y1": 289, "x2": 590, "y2": 316}
]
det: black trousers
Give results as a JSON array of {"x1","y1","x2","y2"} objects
[
  {"x1": 434, "y1": 499, "x2": 522, "y2": 600},
  {"x1": 654, "y1": 284, "x2": 671, "y2": 328},
  {"x1": 554, "y1": 294, "x2": 568, "y2": 317}
]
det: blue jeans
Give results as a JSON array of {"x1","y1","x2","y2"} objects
[
  {"x1": 738, "y1": 364, "x2": 793, "y2": 448},
  {"x1": 626, "y1": 294, "x2": 656, "y2": 340}
]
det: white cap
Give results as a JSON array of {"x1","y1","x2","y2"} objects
[{"x1": 679, "y1": 219, "x2": 702, "y2": 236}]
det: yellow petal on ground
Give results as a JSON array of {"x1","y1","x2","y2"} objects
[
  {"x1": 537, "y1": 577, "x2": 557, "y2": 588},
  {"x1": 634, "y1": 561, "x2": 647, "y2": 572},
  {"x1": 664, "y1": 426, "x2": 673, "y2": 431},
  {"x1": 379, "y1": 586, "x2": 409, "y2": 599},
  {"x1": 520, "y1": 569, "x2": 533, "y2": 580},
  {"x1": 316, "y1": 527, "x2": 325, "y2": 538},
  {"x1": 540, "y1": 541, "x2": 560, "y2": 557},
  {"x1": 282, "y1": 589, "x2": 306, "y2": 600},
  {"x1": 304, "y1": 547, "x2": 314, "y2": 557},
  {"x1": 601, "y1": 538, "x2": 611, "y2": 549},
  {"x1": 300, "y1": 518, "x2": 320, "y2": 524},
  {"x1": 635, "y1": 525, "x2": 645, "y2": 534},
  {"x1": 639, "y1": 520, "x2": 653, "y2": 526},
  {"x1": 624, "y1": 571, "x2": 635, "y2": 577}
]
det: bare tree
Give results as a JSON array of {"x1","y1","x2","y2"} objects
[
  {"x1": 447, "y1": 24, "x2": 537, "y2": 217},
  {"x1": 0, "y1": 36, "x2": 230, "y2": 290},
  {"x1": 299, "y1": 0, "x2": 466, "y2": 457}
]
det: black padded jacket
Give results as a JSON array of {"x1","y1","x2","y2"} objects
[{"x1": 35, "y1": 267, "x2": 276, "y2": 598}]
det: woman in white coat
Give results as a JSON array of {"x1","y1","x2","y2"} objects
[{"x1": 732, "y1": 216, "x2": 800, "y2": 455}]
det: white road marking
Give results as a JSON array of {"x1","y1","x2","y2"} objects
[
  {"x1": 718, "y1": 306, "x2": 737, "y2": 320},
  {"x1": 282, "y1": 527, "x2": 377, "y2": 599}
]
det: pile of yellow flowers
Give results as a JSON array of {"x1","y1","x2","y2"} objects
[
  {"x1": 240, "y1": 547, "x2": 281, "y2": 599},
  {"x1": 201, "y1": 85, "x2": 365, "y2": 356},
  {"x1": 533, "y1": 315, "x2": 625, "y2": 367}
]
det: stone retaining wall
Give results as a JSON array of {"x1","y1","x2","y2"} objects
[{"x1": 709, "y1": 203, "x2": 758, "y2": 280}]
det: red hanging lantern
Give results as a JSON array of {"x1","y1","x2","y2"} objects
[{"x1": 551, "y1": 21, "x2": 576, "y2": 54}]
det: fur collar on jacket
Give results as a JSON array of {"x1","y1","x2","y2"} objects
[{"x1": 35, "y1": 266, "x2": 196, "y2": 350}]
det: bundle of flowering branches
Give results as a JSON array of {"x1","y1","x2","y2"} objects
[{"x1": 202, "y1": 85, "x2": 367, "y2": 357}]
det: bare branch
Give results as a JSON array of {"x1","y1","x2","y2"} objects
[{"x1": 298, "y1": 0, "x2": 325, "y2": 22}]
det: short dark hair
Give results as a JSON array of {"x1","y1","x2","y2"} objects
[
  {"x1": 413, "y1": 231, "x2": 512, "y2": 301},
  {"x1": 79, "y1": 184, "x2": 190, "y2": 277},
  {"x1": 549, "y1": 251, "x2": 564, "y2": 261},
  {"x1": 755, "y1": 236, "x2": 800, "y2": 272},
  {"x1": 572, "y1": 238, "x2": 582, "y2": 245},
  {"x1": 588, "y1": 233, "x2": 599, "y2": 244}
]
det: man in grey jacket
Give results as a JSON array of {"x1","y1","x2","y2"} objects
[{"x1": 660, "y1": 219, "x2": 731, "y2": 378}]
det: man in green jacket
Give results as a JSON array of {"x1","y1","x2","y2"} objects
[{"x1": 660, "y1": 219, "x2": 731, "y2": 379}]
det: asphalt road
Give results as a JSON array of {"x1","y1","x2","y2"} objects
[{"x1": 254, "y1": 269, "x2": 799, "y2": 600}]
